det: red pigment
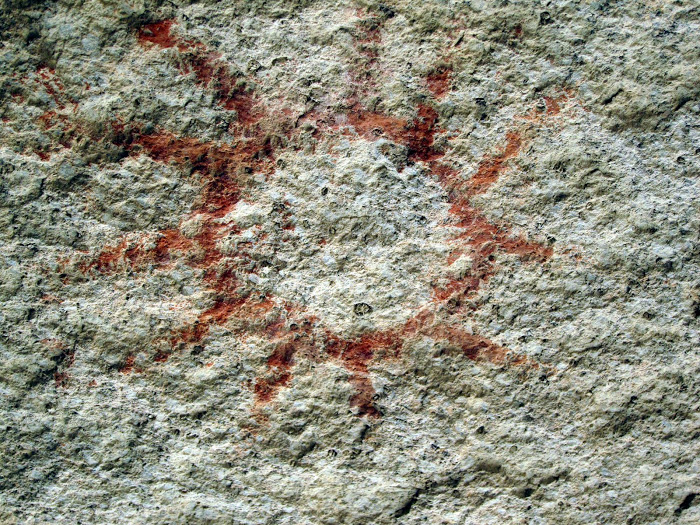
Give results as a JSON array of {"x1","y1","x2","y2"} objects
[
  {"x1": 138, "y1": 20, "x2": 261, "y2": 123},
  {"x1": 253, "y1": 316, "x2": 319, "y2": 404},
  {"x1": 138, "y1": 20, "x2": 180, "y2": 49},
  {"x1": 84, "y1": 21, "x2": 289, "y2": 356},
  {"x1": 348, "y1": 374, "x2": 381, "y2": 417},
  {"x1": 426, "y1": 66, "x2": 452, "y2": 98},
  {"x1": 254, "y1": 371, "x2": 291, "y2": 403},
  {"x1": 324, "y1": 328, "x2": 403, "y2": 417},
  {"x1": 50, "y1": 342, "x2": 75, "y2": 388},
  {"x1": 33, "y1": 75, "x2": 83, "y2": 158},
  {"x1": 466, "y1": 131, "x2": 523, "y2": 195},
  {"x1": 36, "y1": 66, "x2": 67, "y2": 109},
  {"x1": 343, "y1": 103, "x2": 408, "y2": 139},
  {"x1": 254, "y1": 13, "x2": 557, "y2": 410},
  {"x1": 119, "y1": 355, "x2": 142, "y2": 374},
  {"x1": 78, "y1": 17, "x2": 564, "y2": 417}
]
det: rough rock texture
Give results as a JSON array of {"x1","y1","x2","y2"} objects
[{"x1": 1, "y1": 1, "x2": 699, "y2": 523}]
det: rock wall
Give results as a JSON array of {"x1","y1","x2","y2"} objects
[{"x1": 1, "y1": 1, "x2": 699, "y2": 523}]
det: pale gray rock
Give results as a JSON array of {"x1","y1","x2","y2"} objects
[{"x1": 1, "y1": 1, "x2": 699, "y2": 524}]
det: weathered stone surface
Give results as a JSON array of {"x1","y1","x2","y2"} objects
[{"x1": 1, "y1": 1, "x2": 699, "y2": 523}]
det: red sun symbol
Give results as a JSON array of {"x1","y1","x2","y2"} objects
[{"x1": 51, "y1": 15, "x2": 571, "y2": 418}]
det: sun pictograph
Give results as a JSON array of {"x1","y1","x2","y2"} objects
[{"x1": 46, "y1": 14, "x2": 571, "y2": 418}]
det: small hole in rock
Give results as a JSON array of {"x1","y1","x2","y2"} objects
[{"x1": 353, "y1": 302, "x2": 373, "y2": 316}]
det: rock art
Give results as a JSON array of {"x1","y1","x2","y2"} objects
[{"x1": 1, "y1": 2, "x2": 699, "y2": 524}]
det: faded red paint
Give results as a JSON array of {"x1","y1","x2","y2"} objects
[
  {"x1": 81, "y1": 23, "x2": 287, "y2": 361},
  {"x1": 426, "y1": 66, "x2": 452, "y2": 98},
  {"x1": 326, "y1": 329, "x2": 403, "y2": 374},
  {"x1": 513, "y1": 25, "x2": 524, "y2": 40},
  {"x1": 153, "y1": 351, "x2": 170, "y2": 363},
  {"x1": 543, "y1": 96, "x2": 561, "y2": 115},
  {"x1": 29, "y1": 67, "x2": 85, "y2": 159},
  {"x1": 253, "y1": 314, "x2": 320, "y2": 404},
  {"x1": 86, "y1": 238, "x2": 128, "y2": 273},
  {"x1": 70, "y1": 17, "x2": 568, "y2": 417},
  {"x1": 324, "y1": 327, "x2": 403, "y2": 417},
  {"x1": 255, "y1": 346, "x2": 298, "y2": 402},
  {"x1": 422, "y1": 101, "x2": 566, "y2": 307},
  {"x1": 348, "y1": 374, "x2": 380, "y2": 417},
  {"x1": 120, "y1": 355, "x2": 141, "y2": 374},
  {"x1": 466, "y1": 131, "x2": 523, "y2": 195},
  {"x1": 138, "y1": 20, "x2": 180, "y2": 49},
  {"x1": 139, "y1": 19, "x2": 261, "y2": 123},
  {"x1": 47, "y1": 340, "x2": 75, "y2": 388},
  {"x1": 252, "y1": 13, "x2": 558, "y2": 414},
  {"x1": 323, "y1": 17, "x2": 556, "y2": 321},
  {"x1": 524, "y1": 92, "x2": 572, "y2": 121},
  {"x1": 172, "y1": 297, "x2": 255, "y2": 350},
  {"x1": 254, "y1": 371, "x2": 291, "y2": 403},
  {"x1": 41, "y1": 338, "x2": 68, "y2": 350},
  {"x1": 36, "y1": 66, "x2": 67, "y2": 109},
  {"x1": 342, "y1": 104, "x2": 408, "y2": 139},
  {"x1": 54, "y1": 371, "x2": 70, "y2": 388},
  {"x1": 153, "y1": 229, "x2": 194, "y2": 264}
]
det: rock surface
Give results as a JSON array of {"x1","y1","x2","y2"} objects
[{"x1": 1, "y1": 1, "x2": 699, "y2": 523}]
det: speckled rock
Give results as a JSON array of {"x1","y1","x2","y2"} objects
[{"x1": 1, "y1": 1, "x2": 699, "y2": 524}]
